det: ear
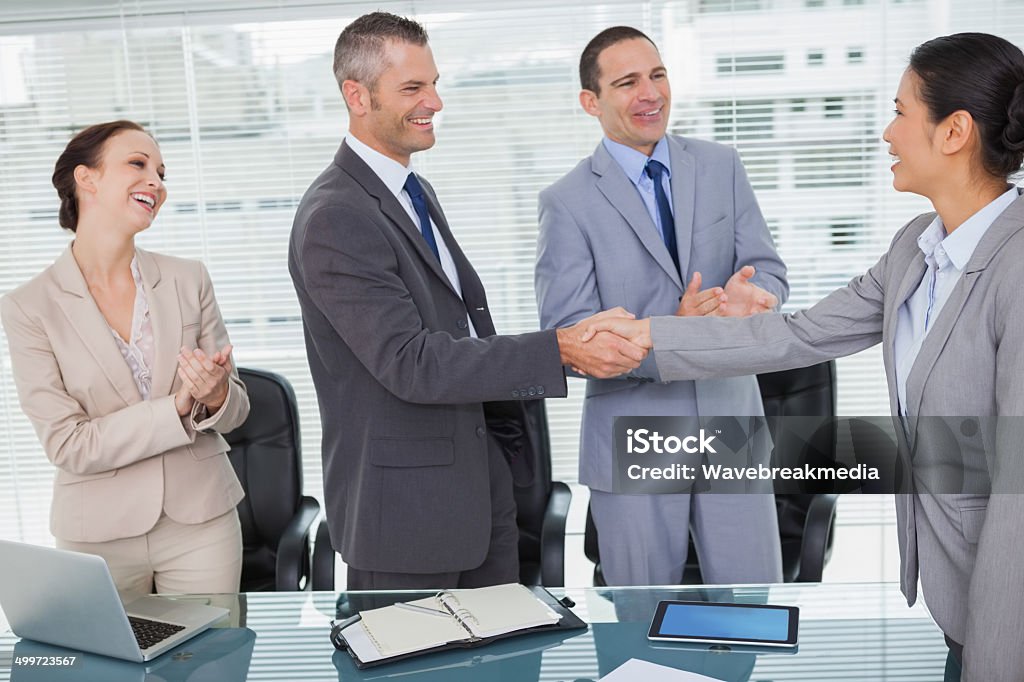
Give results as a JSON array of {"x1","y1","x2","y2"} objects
[
  {"x1": 579, "y1": 89, "x2": 601, "y2": 118},
  {"x1": 73, "y1": 164, "x2": 98, "y2": 196},
  {"x1": 939, "y1": 110, "x2": 974, "y2": 156},
  {"x1": 343, "y1": 80, "x2": 370, "y2": 117}
]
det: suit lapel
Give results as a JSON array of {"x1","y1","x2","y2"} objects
[
  {"x1": 667, "y1": 136, "x2": 695, "y2": 286},
  {"x1": 136, "y1": 249, "x2": 180, "y2": 399},
  {"x1": 904, "y1": 194, "x2": 1024, "y2": 417},
  {"x1": 592, "y1": 142, "x2": 683, "y2": 288},
  {"x1": 420, "y1": 186, "x2": 496, "y2": 336},
  {"x1": 52, "y1": 245, "x2": 141, "y2": 406},
  {"x1": 336, "y1": 143, "x2": 457, "y2": 296}
]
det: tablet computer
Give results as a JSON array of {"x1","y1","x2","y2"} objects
[{"x1": 647, "y1": 600, "x2": 799, "y2": 648}]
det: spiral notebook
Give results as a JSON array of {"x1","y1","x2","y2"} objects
[{"x1": 336, "y1": 583, "x2": 586, "y2": 667}]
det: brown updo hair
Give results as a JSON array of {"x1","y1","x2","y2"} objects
[{"x1": 52, "y1": 120, "x2": 148, "y2": 232}]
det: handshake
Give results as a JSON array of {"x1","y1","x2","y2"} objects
[{"x1": 554, "y1": 266, "x2": 776, "y2": 379}]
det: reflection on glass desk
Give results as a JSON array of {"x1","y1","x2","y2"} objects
[{"x1": 0, "y1": 583, "x2": 947, "y2": 680}]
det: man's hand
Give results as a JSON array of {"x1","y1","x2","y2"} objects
[
  {"x1": 579, "y1": 316, "x2": 652, "y2": 350},
  {"x1": 556, "y1": 307, "x2": 649, "y2": 378},
  {"x1": 677, "y1": 272, "x2": 726, "y2": 317},
  {"x1": 719, "y1": 265, "x2": 777, "y2": 317}
]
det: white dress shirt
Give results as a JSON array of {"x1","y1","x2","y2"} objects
[{"x1": 345, "y1": 133, "x2": 476, "y2": 337}]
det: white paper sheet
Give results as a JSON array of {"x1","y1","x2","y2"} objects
[{"x1": 600, "y1": 658, "x2": 726, "y2": 682}]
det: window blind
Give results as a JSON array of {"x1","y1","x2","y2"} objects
[{"x1": 1, "y1": 0, "x2": 1022, "y2": 548}]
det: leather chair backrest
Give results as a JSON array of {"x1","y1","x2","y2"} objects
[{"x1": 223, "y1": 368, "x2": 304, "y2": 590}]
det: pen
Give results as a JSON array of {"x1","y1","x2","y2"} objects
[{"x1": 395, "y1": 602, "x2": 450, "y2": 618}]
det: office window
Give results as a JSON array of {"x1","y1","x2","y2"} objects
[
  {"x1": 711, "y1": 99, "x2": 775, "y2": 141},
  {"x1": 825, "y1": 96, "x2": 846, "y2": 117},
  {"x1": 808, "y1": 49, "x2": 825, "y2": 66},
  {"x1": 848, "y1": 48, "x2": 865, "y2": 63},
  {"x1": 830, "y1": 219, "x2": 863, "y2": 248},
  {"x1": 699, "y1": 0, "x2": 764, "y2": 11},
  {"x1": 716, "y1": 54, "x2": 785, "y2": 74},
  {"x1": 1, "y1": 0, "x2": 1021, "y2": 553}
]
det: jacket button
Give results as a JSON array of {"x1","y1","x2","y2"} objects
[
  {"x1": 456, "y1": 319, "x2": 468, "y2": 330},
  {"x1": 476, "y1": 426, "x2": 486, "y2": 438},
  {"x1": 512, "y1": 390, "x2": 520, "y2": 398},
  {"x1": 528, "y1": 387, "x2": 537, "y2": 396},
  {"x1": 537, "y1": 386, "x2": 545, "y2": 395}
]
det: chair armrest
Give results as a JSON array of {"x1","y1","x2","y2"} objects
[
  {"x1": 796, "y1": 493, "x2": 840, "y2": 583},
  {"x1": 539, "y1": 481, "x2": 572, "y2": 587},
  {"x1": 275, "y1": 496, "x2": 320, "y2": 591},
  {"x1": 311, "y1": 519, "x2": 336, "y2": 592}
]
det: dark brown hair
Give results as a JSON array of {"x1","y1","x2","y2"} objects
[
  {"x1": 580, "y1": 26, "x2": 657, "y2": 95},
  {"x1": 52, "y1": 120, "x2": 147, "y2": 232}
]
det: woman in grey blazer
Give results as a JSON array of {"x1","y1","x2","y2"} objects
[
  {"x1": 1, "y1": 121, "x2": 250, "y2": 599},
  {"x1": 583, "y1": 33, "x2": 1024, "y2": 682}
]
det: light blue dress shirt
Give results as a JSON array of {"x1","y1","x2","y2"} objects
[
  {"x1": 345, "y1": 133, "x2": 476, "y2": 337},
  {"x1": 603, "y1": 136, "x2": 674, "y2": 243},
  {"x1": 894, "y1": 185, "x2": 1018, "y2": 416},
  {"x1": 603, "y1": 136, "x2": 697, "y2": 403}
]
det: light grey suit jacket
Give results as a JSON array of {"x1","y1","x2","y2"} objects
[
  {"x1": 536, "y1": 135, "x2": 788, "y2": 491},
  {"x1": 650, "y1": 191, "x2": 1024, "y2": 681}
]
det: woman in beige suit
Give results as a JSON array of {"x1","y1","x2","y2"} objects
[{"x1": 0, "y1": 120, "x2": 250, "y2": 599}]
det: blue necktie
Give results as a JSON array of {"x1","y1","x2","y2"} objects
[
  {"x1": 644, "y1": 159, "x2": 680, "y2": 274},
  {"x1": 403, "y1": 173, "x2": 441, "y2": 261}
]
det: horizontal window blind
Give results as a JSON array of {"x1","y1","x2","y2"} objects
[{"x1": 1, "y1": 0, "x2": 1022, "y2": 549}]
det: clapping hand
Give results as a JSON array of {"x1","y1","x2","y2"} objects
[
  {"x1": 676, "y1": 272, "x2": 726, "y2": 317},
  {"x1": 719, "y1": 266, "x2": 777, "y2": 317},
  {"x1": 177, "y1": 343, "x2": 233, "y2": 413}
]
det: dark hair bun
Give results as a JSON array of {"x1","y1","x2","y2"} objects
[{"x1": 1002, "y1": 81, "x2": 1024, "y2": 152}]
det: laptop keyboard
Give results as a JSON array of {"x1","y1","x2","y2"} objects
[{"x1": 128, "y1": 616, "x2": 186, "y2": 650}]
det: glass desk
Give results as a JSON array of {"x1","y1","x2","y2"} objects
[{"x1": 0, "y1": 582, "x2": 947, "y2": 680}]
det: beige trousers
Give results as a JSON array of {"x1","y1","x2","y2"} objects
[{"x1": 57, "y1": 510, "x2": 242, "y2": 601}]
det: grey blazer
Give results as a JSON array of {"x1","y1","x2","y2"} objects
[
  {"x1": 288, "y1": 142, "x2": 567, "y2": 574},
  {"x1": 650, "y1": 191, "x2": 1024, "y2": 681},
  {"x1": 536, "y1": 135, "x2": 787, "y2": 491}
]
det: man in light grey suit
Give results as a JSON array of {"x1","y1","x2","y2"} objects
[
  {"x1": 289, "y1": 12, "x2": 647, "y2": 591},
  {"x1": 535, "y1": 26, "x2": 788, "y2": 586}
]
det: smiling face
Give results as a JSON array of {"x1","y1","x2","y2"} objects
[
  {"x1": 76, "y1": 129, "x2": 166, "y2": 235},
  {"x1": 345, "y1": 39, "x2": 443, "y2": 165},
  {"x1": 580, "y1": 37, "x2": 670, "y2": 156},
  {"x1": 882, "y1": 69, "x2": 944, "y2": 197}
]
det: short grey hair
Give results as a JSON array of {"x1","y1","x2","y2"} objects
[{"x1": 333, "y1": 12, "x2": 429, "y2": 98}]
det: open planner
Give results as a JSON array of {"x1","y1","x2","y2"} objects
[{"x1": 334, "y1": 583, "x2": 587, "y2": 668}]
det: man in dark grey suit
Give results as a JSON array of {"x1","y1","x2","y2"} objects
[{"x1": 288, "y1": 12, "x2": 645, "y2": 590}]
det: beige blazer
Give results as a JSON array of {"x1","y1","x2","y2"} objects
[{"x1": 0, "y1": 245, "x2": 249, "y2": 543}]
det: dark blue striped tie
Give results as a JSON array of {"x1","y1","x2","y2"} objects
[
  {"x1": 644, "y1": 159, "x2": 680, "y2": 274},
  {"x1": 403, "y1": 173, "x2": 440, "y2": 261}
]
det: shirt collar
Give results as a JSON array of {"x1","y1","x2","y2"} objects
[
  {"x1": 345, "y1": 132, "x2": 415, "y2": 199},
  {"x1": 602, "y1": 136, "x2": 671, "y2": 186},
  {"x1": 917, "y1": 185, "x2": 1018, "y2": 270}
]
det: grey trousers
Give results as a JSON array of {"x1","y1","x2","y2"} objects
[{"x1": 589, "y1": 490, "x2": 783, "y2": 586}]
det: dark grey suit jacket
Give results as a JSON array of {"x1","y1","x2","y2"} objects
[{"x1": 288, "y1": 141, "x2": 566, "y2": 574}]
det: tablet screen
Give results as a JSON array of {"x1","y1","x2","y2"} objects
[{"x1": 649, "y1": 601, "x2": 798, "y2": 646}]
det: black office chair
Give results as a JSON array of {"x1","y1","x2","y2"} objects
[
  {"x1": 310, "y1": 399, "x2": 571, "y2": 589},
  {"x1": 584, "y1": 361, "x2": 840, "y2": 585},
  {"x1": 224, "y1": 367, "x2": 320, "y2": 591},
  {"x1": 511, "y1": 399, "x2": 572, "y2": 587}
]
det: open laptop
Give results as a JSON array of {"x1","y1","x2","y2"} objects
[{"x1": 0, "y1": 540, "x2": 229, "y2": 662}]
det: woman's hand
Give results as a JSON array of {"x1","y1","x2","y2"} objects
[
  {"x1": 173, "y1": 381, "x2": 195, "y2": 417},
  {"x1": 177, "y1": 344, "x2": 233, "y2": 413}
]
